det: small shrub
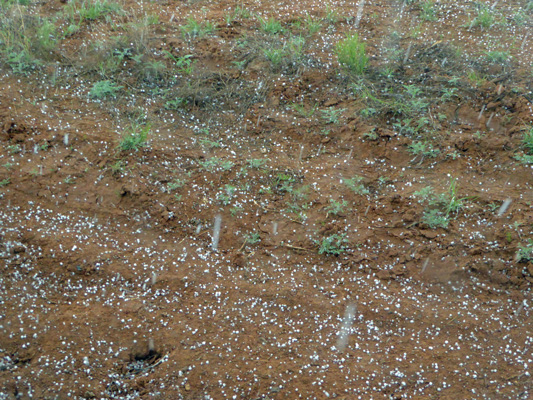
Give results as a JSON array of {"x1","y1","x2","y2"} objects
[{"x1": 335, "y1": 34, "x2": 368, "y2": 75}]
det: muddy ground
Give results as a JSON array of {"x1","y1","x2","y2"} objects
[{"x1": 0, "y1": 0, "x2": 532, "y2": 398}]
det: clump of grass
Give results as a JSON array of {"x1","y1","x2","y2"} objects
[
  {"x1": 64, "y1": 0, "x2": 122, "y2": 22},
  {"x1": 420, "y1": 1, "x2": 437, "y2": 22},
  {"x1": 118, "y1": 123, "x2": 150, "y2": 151},
  {"x1": 181, "y1": 17, "x2": 215, "y2": 39},
  {"x1": 467, "y1": 5, "x2": 496, "y2": 30},
  {"x1": 414, "y1": 178, "x2": 470, "y2": 229},
  {"x1": 335, "y1": 33, "x2": 368, "y2": 75},
  {"x1": 89, "y1": 80, "x2": 122, "y2": 99},
  {"x1": 259, "y1": 16, "x2": 283, "y2": 34}
]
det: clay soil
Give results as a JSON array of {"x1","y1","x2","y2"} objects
[{"x1": 1, "y1": 0, "x2": 533, "y2": 399}]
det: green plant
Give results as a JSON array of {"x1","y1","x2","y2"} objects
[
  {"x1": 167, "y1": 179, "x2": 186, "y2": 192},
  {"x1": 517, "y1": 240, "x2": 533, "y2": 262},
  {"x1": 259, "y1": 16, "x2": 283, "y2": 34},
  {"x1": 317, "y1": 233, "x2": 347, "y2": 256},
  {"x1": 264, "y1": 47, "x2": 284, "y2": 68},
  {"x1": 485, "y1": 50, "x2": 509, "y2": 64},
  {"x1": 321, "y1": 107, "x2": 345, "y2": 124},
  {"x1": 467, "y1": 5, "x2": 496, "y2": 30},
  {"x1": 118, "y1": 123, "x2": 150, "y2": 151},
  {"x1": 164, "y1": 98, "x2": 187, "y2": 110},
  {"x1": 420, "y1": 1, "x2": 437, "y2": 22},
  {"x1": 343, "y1": 176, "x2": 369, "y2": 195},
  {"x1": 65, "y1": 0, "x2": 122, "y2": 21},
  {"x1": 290, "y1": 102, "x2": 318, "y2": 118},
  {"x1": 89, "y1": 80, "x2": 122, "y2": 99},
  {"x1": 422, "y1": 209, "x2": 449, "y2": 229},
  {"x1": 326, "y1": 199, "x2": 347, "y2": 217},
  {"x1": 522, "y1": 128, "x2": 533, "y2": 154},
  {"x1": 335, "y1": 34, "x2": 368, "y2": 75},
  {"x1": 304, "y1": 15, "x2": 323, "y2": 35},
  {"x1": 199, "y1": 157, "x2": 234, "y2": 172},
  {"x1": 163, "y1": 52, "x2": 196, "y2": 75},
  {"x1": 7, "y1": 144, "x2": 21, "y2": 154},
  {"x1": 181, "y1": 17, "x2": 215, "y2": 39},
  {"x1": 247, "y1": 159, "x2": 267, "y2": 169},
  {"x1": 217, "y1": 184, "x2": 236, "y2": 205},
  {"x1": 408, "y1": 141, "x2": 439, "y2": 158},
  {"x1": 0, "y1": 178, "x2": 10, "y2": 187},
  {"x1": 243, "y1": 232, "x2": 261, "y2": 245},
  {"x1": 467, "y1": 70, "x2": 487, "y2": 87}
]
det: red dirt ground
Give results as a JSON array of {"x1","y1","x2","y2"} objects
[{"x1": 1, "y1": 0, "x2": 532, "y2": 399}]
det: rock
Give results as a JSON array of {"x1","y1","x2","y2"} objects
[
  {"x1": 377, "y1": 270, "x2": 391, "y2": 280},
  {"x1": 12, "y1": 245, "x2": 26, "y2": 254}
]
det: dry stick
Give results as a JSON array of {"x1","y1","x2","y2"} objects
[
  {"x1": 283, "y1": 243, "x2": 313, "y2": 252},
  {"x1": 521, "y1": 33, "x2": 529, "y2": 50}
]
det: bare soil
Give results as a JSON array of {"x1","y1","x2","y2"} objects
[{"x1": 1, "y1": 0, "x2": 532, "y2": 399}]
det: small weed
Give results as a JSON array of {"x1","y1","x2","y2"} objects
[
  {"x1": 408, "y1": 141, "x2": 439, "y2": 158},
  {"x1": 199, "y1": 157, "x2": 234, "y2": 172},
  {"x1": 89, "y1": 80, "x2": 122, "y2": 99},
  {"x1": 217, "y1": 184, "x2": 236, "y2": 205},
  {"x1": 517, "y1": 240, "x2": 533, "y2": 262},
  {"x1": 335, "y1": 34, "x2": 368, "y2": 75},
  {"x1": 65, "y1": 0, "x2": 122, "y2": 21},
  {"x1": 422, "y1": 209, "x2": 449, "y2": 229},
  {"x1": 321, "y1": 107, "x2": 345, "y2": 124},
  {"x1": 485, "y1": 50, "x2": 509, "y2": 64},
  {"x1": 522, "y1": 128, "x2": 533, "y2": 154},
  {"x1": 163, "y1": 52, "x2": 196, "y2": 75},
  {"x1": 420, "y1": 1, "x2": 437, "y2": 22},
  {"x1": 326, "y1": 199, "x2": 348, "y2": 217},
  {"x1": 304, "y1": 15, "x2": 323, "y2": 35},
  {"x1": 167, "y1": 179, "x2": 186, "y2": 192},
  {"x1": 118, "y1": 123, "x2": 150, "y2": 151},
  {"x1": 110, "y1": 160, "x2": 125, "y2": 175},
  {"x1": 7, "y1": 144, "x2": 21, "y2": 154},
  {"x1": 244, "y1": 232, "x2": 261, "y2": 245},
  {"x1": 290, "y1": 102, "x2": 317, "y2": 118},
  {"x1": 247, "y1": 159, "x2": 267, "y2": 169},
  {"x1": 230, "y1": 206, "x2": 243, "y2": 216},
  {"x1": 164, "y1": 98, "x2": 187, "y2": 110},
  {"x1": 0, "y1": 178, "x2": 10, "y2": 187},
  {"x1": 343, "y1": 176, "x2": 369, "y2": 195},
  {"x1": 317, "y1": 233, "x2": 347, "y2": 256},
  {"x1": 259, "y1": 17, "x2": 283, "y2": 35},
  {"x1": 467, "y1": 70, "x2": 487, "y2": 87},
  {"x1": 181, "y1": 17, "x2": 215, "y2": 39},
  {"x1": 467, "y1": 5, "x2": 496, "y2": 30}
]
